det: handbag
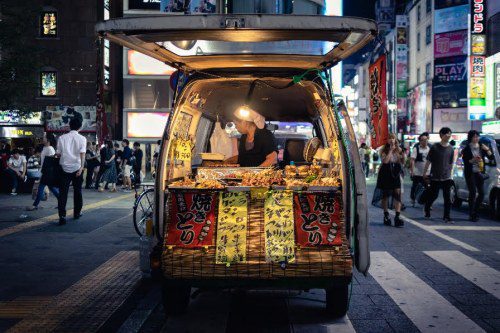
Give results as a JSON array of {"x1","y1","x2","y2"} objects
[
  {"x1": 40, "y1": 156, "x2": 63, "y2": 187},
  {"x1": 417, "y1": 183, "x2": 430, "y2": 205}
]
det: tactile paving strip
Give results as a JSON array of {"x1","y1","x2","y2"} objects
[
  {"x1": 7, "y1": 251, "x2": 140, "y2": 333},
  {"x1": 0, "y1": 297, "x2": 52, "y2": 318}
]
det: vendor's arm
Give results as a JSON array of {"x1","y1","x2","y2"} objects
[{"x1": 259, "y1": 151, "x2": 278, "y2": 167}]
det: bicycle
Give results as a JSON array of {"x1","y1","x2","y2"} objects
[{"x1": 133, "y1": 182, "x2": 155, "y2": 236}]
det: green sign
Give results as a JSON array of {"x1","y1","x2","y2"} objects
[{"x1": 397, "y1": 80, "x2": 407, "y2": 98}]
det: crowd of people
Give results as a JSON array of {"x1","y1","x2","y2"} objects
[
  {"x1": 0, "y1": 119, "x2": 146, "y2": 225},
  {"x1": 364, "y1": 127, "x2": 492, "y2": 227}
]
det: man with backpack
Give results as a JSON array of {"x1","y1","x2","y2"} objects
[{"x1": 410, "y1": 132, "x2": 431, "y2": 206}]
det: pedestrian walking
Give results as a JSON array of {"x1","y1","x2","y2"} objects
[
  {"x1": 98, "y1": 140, "x2": 117, "y2": 192},
  {"x1": 57, "y1": 118, "x2": 87, "y2": 225},
  {"x1": 27, "y1": 133, "x2": 60, "y2": 211},
  {"x1": 132, "y1": 142, "x2": 143, "y2": 186},
  {"x1": 409, "y1": 132, "x2": 431, "y2": 206},
  {"x1": 423, "y1": 127, "x2": 455, "y2": 223},
  {"x1": 95, "y1": 143, "x2": 107, "y2": 189},
  {"x1": 461, "y1": 130, "x2": 493, "y2": 222},
  {"x1": 121, "y1": 139, "x2": 133, "y2": 191},
  {"x1": 85, "y1": 142, "x2": 99, "y2": 189},
  {"x1": 114, "y1": 142, "x2": 122, "y2": 173},
  {"x1": 374, "y1": 133, "x2": 405, "y2": 227},
  {"x1": 371, "y1": 148, "x2": 380, "y2": 175},
  {"x1": 26, "y1": 145, "x2": 42, "y2": 180},
  {"x1": 359, "y1": 143, "x2": 369, "y2": 178},
  {"x1": 6, "y1": 149, "x2": 27, "y2": 195}
]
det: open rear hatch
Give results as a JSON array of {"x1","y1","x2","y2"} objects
[{"x1": 96, "y1": 14, "x2": 377, "y2": 71}]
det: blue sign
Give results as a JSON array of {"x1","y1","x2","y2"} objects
[{"x1": 434, "y1": 5, "x2": 469, "y2": 34}]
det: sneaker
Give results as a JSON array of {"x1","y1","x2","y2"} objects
[
  {"x1": 74, "y1": 212, "x2": 83, "y2": 220},
  {"x1": 394, "y1": 215, "x2": 404, "y2": 228},
  {"x1": 10, "y1": 192, "x2": 17, "y2": 196},
  {"x1": 26, "y1": 206, "x2": 38, "y2": 211},
  {"x1": 383, "y1": 214, "x2": 391, "y2": 226},
  {"x1": 58, "y1": 217, "x2": 66, "y2": 226},
  {"x1": 469, "y1": 214, "x2": 479, "y2": 222},
  {"x1": 424, "y1": 209, "x2": 431, "y2": 219}
]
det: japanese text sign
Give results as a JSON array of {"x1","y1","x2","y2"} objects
[
  {"x1": 293, "y1": 193, "x2": 342, "y2": 247},
  {"x1": 166, "y1": 192, "x2": 217, "y2": 247},
  {"x1": 264, "y1": 191, "x2": 295, "y2": 264},
  {"x1": 216, "y1": 192, "x2": 248, "y2": 264},
  {"x1": 369, "y1": 55, "x2": 389, "y2": 149}
]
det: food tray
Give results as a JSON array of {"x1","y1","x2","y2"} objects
[
  {"x1": 272, "y1": 185, "x2": 308, "y2": 191},
  {"x1": 199, "y1": 152, "x2": 225, "y2": 161},
  {"x1": 308, "y1": 186, "x2": 341, "y2": 192},
  {"x1": 226, "y1": 186, "x2": 253, "y2": 192}
]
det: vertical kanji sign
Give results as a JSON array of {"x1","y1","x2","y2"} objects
[
  {"x1": 166, "y1": 191, "x2": 217, "y2": 247},
  {"x1": 294, "y1": 193, "x2": 342, "y2": 247},
  {"x1": 369, "y1": 55, "x2": 389, "y2": 148}
]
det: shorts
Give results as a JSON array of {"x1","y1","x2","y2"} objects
[{"x1": 123, "y1": 165, "x2": 131, "y2": 177}]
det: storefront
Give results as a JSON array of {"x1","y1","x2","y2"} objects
[{"x1": 0, "y1": 111, "x2": 44, "y2": 149}]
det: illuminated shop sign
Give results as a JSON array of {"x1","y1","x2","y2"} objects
[
  {"x1": 468, "y1": 0, "x2": 487, "y2": 120},
  {"x1": 0, "y1": 127, "x2": 44, "y2": 138},
  {"x1": 434, "y1": 31, "x2": 467, "y2": 58},
  {"x1": 41, "y1": 71, "x2": 57, "y2": 96},
  {"x1": 434, "y1": 56, "x2": 467, "y2": 82},
  {"x1": 40, "y1": 11, "x2": 57, "y2": 37},
  {"x1": 482, "y1": 120, "x2": 500, "y2": 134},
  {"x1": 126, "y1": 112, "x2": 169, "y2": 138},
  {"x1": 434, "y1": 5, "x2": 468, "y2": 34},
  {"x1": 127, "y1": 50, "x2": 175, "y2": 75}
]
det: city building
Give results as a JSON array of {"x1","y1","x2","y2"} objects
[{"x1": 0, "y1": 0, "x2": 101, "y2": 148}]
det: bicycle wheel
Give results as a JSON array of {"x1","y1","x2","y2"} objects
[{"x1": 133, "y1": 188, "x2": 155, "y2": 236}]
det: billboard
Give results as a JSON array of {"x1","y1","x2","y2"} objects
[
  {"x1": 433, "y1": 82, "x2": 468, "y2": 109},
  {"x1": 126, "y1": 112, "x2": 169, "y2": 138},
  {"x1": 434, "y1": 56, "x2": 468, "y2": 82},
  {"x1": 369, "y1": 55, "x2": 388, "y2": 148},
  {"x1": 409, "y1": 83, "x2": 427, "y2": 134},
  {"x1": 0, "y1": 111, "x2": 42, "y2": 125},
  {"x1": 433, "y1": 108, "x2": 470, "y2": 132},
  {"x1": 434, "y1": 30, "x2": 468, "y2": 58},
  {"x1": 45, "y1": 106, "x2": 96, "y2": 132},
  {"x1": 434, "y1": 5, "x2": 469, "y2": 34}
]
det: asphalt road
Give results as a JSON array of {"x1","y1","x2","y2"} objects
[{"x1": 0, "y1": 179, "x2": 498, "y2": 333}]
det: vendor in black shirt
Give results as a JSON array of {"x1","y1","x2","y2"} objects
[{"x1": 224, "y1": 108, "x2": 277, "y2": 167}]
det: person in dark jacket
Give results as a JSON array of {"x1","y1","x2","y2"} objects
[
  {"x1": 132, "y1": 142, "x2": 143, "y2": 186},
  {"x1": 461, "y1": 130, "x2": 493, "y2": 222}
]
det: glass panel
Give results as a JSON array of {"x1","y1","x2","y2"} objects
[
  {"x1": 193, "y1": 117, "x2": 213, "y2": 165},
  {"x1": 157, "y1": 40, "x2": 337, "y2": 56},
  {"x1": 123, "y1": 79, "x2": 171, "y2": 109}
]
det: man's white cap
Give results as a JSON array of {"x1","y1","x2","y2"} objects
[{"x1": 234, "y1": 106, "x2": 265, "y2": 129}]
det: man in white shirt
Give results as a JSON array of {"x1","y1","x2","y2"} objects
[
  {"x1": 409, "y1": 132, "x2": 431, "y2": 206},
  {"x1": 56, "y1": 118, "x2": 87, "y2": 225},
  {"x1": 6, "y1": 149, "x2": 27, "y2": 195}
]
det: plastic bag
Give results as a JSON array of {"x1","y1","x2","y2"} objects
[{"x1": 210, "y1": 122, "x2": 234, "y2": 159}]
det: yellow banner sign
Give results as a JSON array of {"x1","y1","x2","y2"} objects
[
  {"x1": 264, "y1": 191, "x2": 295, "y2": 264},
  {"x1": 216, "y1": 192, "x2": 248, "y2": 264}
]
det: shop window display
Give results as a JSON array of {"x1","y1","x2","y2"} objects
[
  {"x1": 40, "y1": 11, "x2": 57, "y2": 38},
  {"x1": 40, "y1": 71, "x2": 57, "y2": 97}
]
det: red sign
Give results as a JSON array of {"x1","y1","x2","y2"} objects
[
  {"x1": 369, "y1": 55, "x2": 388, "y2": 148},
  {"x1": 434, "y1": 31, "x2": 467, "y2": 58},
  {"x1": 293, "y1": 193, "x2": 342, "y2": 247},
  {"x1": 166, "y1": 192, "x2": 217, "y2": 247}
]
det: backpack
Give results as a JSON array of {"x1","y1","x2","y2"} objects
[
  {"x1": 372, "y1": 152, "x2": 379, "y2": 162},
  {"x1": 414, "y1": 144, "x2": 425, "y2": 162}
]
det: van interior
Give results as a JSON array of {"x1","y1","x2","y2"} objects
[{"x1": 162, "y1": 76, "x2": 344, "y2": 183}]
